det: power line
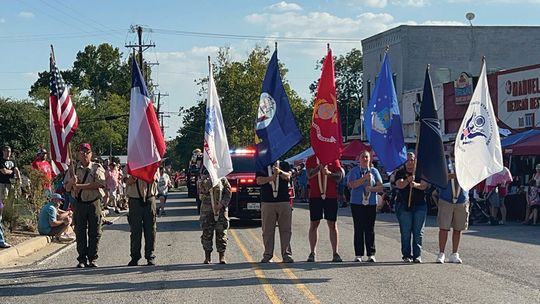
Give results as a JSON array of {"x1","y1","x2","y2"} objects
[{"x1": 152, "y1": 28, "x2": 361, "y2": 44}]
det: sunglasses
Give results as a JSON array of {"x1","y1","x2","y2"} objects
[{"x1": 79, "y1": 150, "x2": 92, "y2": 155}]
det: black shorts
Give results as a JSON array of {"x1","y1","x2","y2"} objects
[
  {"x1": 309, "y1": 198, "x2": 338, "y2": 222},
  {"x1": 157, "y1": 193, "x2": 168, "y2": 199}
]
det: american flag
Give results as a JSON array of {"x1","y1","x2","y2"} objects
[{"x1": 49, "y1": 50, "x2": 78, "y2": 175}]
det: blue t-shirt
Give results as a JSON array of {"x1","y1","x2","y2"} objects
[
  {"x1": 437, "y1": 180, "x2": 468, "y2": 204},
  {"x1": 38, "y1": 202, "x2": 57, "y2": 235},
  {"x1": 297, "y1": 168, "x2": 307, "y2": 186},
  {"x1": 347, "y1": 166, "x2": 382, "y2": 205}
]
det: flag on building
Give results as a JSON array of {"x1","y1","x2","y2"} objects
[
  {"x1": 127, "y1": 57, "x2": 166, "y2": 183},
  {"x1": 255, "y1": 49, "x2": 302, "y2": 171},
  {"x1": 49, "y1": 48, "x2": 78, "y2": 175},
  {"x1": 455, "y1": 59, "x2": 503, "y2": 191},
  {"x1": 204, "y1": 61, "x2": 233, "y2": 187},
  {"x1": 364, "y1": 53, "x2": 406, "y2": 172},
  {"x1": 415, "y1": 67, "x2": 448, "y2": 188},
  {"x1": 310, "y1": 47, "x2": 343, "y2": 164}
]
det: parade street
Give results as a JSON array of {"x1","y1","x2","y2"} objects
[{"x1": 0, "y1": 192, "x2": 539, "y2": 304}]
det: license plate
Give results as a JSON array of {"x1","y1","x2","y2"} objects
[{"x1": 247, "y1": 202, "x2": 260, "y2": 210}]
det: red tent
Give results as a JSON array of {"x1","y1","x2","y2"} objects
[
  {"x1": 340, "y1": 140, "x2": 373, "y2": 160},
  {"x1": 505, "y1": 133, "x2": 540, "y2": 156}
]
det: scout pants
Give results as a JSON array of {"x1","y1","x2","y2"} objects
[
  {"x1": 73, "y1": 200, "x2": 102, "y2": 263},
  {"x1": 128, "y1": 197, "x2": 157, "y2": 260}
]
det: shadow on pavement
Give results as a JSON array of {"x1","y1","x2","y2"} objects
[{"x1": 230, "y1": 219, "x2": 261, "y2": 229}]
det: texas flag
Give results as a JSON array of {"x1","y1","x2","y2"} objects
[{"x1": 127, "y1": 57, "x2": 166, "y2": 183}]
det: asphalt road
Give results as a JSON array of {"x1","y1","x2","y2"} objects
[{"x1": 0, "y1": 192, "x2": 539, "y2": 304}]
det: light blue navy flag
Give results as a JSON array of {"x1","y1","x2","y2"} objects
[
  {"x1": 364, "y1": 53, "x2": 406, "y2": 172},
  {"x1": 255, "y1": 50, "x2": 302, "y2": 172}
]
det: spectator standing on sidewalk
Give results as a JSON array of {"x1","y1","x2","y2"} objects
[
  {"x1": 38, "y1": 193, "x2": 74, "y2": 241},
  {"x1": 31, "y1": 148, "x2": 53, "y2": 197},
  {"x1": 125, "y1": 172, "x2": 159, "y2": 266},
  {"x1": 0, "y1": 145, "x2": 20, "y2": 248},
  {"x1": 435, "y1": 155, "x2": 469, "y2": 264},
  {"x1": 105, "y1": 162, "x2": 120, "y2": 214},
  {"x1": 305, "y1": 154, "x2": 344, "y2": 263},
  {"x1": 157, "y1": 167, "x2": 172, "y2": 216},
  {"x1": 347, "y1": 150, "x2": 383, "y2": 263},
  {"x1": 256, "y1": 160, "x2": 294, "y2": 263},
  {"x1": 394, "y1": 152, "x2": 429, "y2": 263},
  {"x1": 64, "y1": 143, "x2": 106, "y2": 268}
]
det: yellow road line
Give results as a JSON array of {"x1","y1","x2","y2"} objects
[
  {"x1": 230, "y1": 229, "x2": 281, "y2": 304},
  {"x1": 247, "y1": 229, "x2": 321, "y2": 304}
]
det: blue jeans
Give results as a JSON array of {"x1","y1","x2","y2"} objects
[
  {"x1": 395, "y1": 202, "x2": 427, "y2": 259},
  {"x1": 0, "y1": 208, "x2": 6, "y2": 245}
]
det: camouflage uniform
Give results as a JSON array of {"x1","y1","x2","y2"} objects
[{"x1": 198, "y1": 175, "x2": 231, "y2": 253}]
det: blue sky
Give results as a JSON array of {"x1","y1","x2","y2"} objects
[{"x1": 1, "y1": 0, "x2": 539, "y2": 138}]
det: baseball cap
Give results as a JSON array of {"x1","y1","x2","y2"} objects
[
  {"x1": 51, "y1": 193, "x2": 64, "y2": 201},
  {"x1": 78, "y1": 143, "x2": 92, "y2": 151}
]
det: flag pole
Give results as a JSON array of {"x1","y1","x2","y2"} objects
[
  {"x1": 407, "y1": 64, "x2": 429, "y2": 208},
  {"x1": 327, "y1": 43, "x2": 330, "y2": 53},
  {"x1": 275, "y1": 42, "x2": 278, "y2": 51},
  {"x1": 207, "y1": 55, "x2": 220, "y2": 221}
]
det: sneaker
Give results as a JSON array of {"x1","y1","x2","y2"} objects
[
  {"x1": 88, "y1": 261, "x2": 98, "y2": 268},
  {"x1": 282, "y1": 256, "x2": 294, "y2": 263},
  {"x1": 260, "y1": 257, "x2": 273, "y2": 263},
  {"x1": 103, "y1": 220, "x2": 113, "y2": 225},
  {"x1": 436, "y1": 252, "x2": 445, "y2": 264},
  {"x1": 127, "y1": 259, "x2": 138, "y2": 266},
  {"x1": 306, "y1": 252, "x2": 315, "y2": 262},
  {"x1": 498, "y1": 220, "x2": 505, "y2": 225},
  {"x1": 413, "y1": 257, "x2": 422, "y2": 264},
  {"x1": 402, "y1": 257, "x2": 412, "y2": 263},
  {"x1": 332, "y1": 253, "x2": 343, "y2": 263},
  {"x1": 0, "y1": 242, "x2": 12, "y2": 248},
  {"x1": 367, "y1": 256, "x2": 376, "y2": 263},
  {"x1": 58, "y1": 235, "x2": 75, "y2": 242},
  {"x1": 76, "y1": 262, "x2": 87, "y2": 268},
  {"x1": 449, "y1": 253, "x2": 462, "y2": 264},
  {"x1": 353, "y1": 256, "x2": 363, "y2": 262},
  {"x1": 147, "y1": 258, "x2": 156, "y2": 266}
]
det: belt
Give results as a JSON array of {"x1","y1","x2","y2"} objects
[{"x1": 77, "y1": 197, "x2": 100, "y2": 204}]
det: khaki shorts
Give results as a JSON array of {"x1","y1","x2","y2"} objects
[{"x1": 437, "y1": 199, "x2": 469, "y2": 231}]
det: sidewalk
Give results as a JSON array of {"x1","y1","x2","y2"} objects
[{"x1": 0, "y1": 209, "x2": 122, "y2": 267}]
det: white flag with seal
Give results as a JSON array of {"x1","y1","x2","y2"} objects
[
  {"x1": 203, "y1": 62, "x2": 233, "y2": 187},
  {"x1": 454, "y1": 59, "x2": 503, "y2": 191}
]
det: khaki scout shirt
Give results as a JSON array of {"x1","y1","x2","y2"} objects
[
  {"x1": 65, "y1": 161, "x2": 106, "y2": 202},
  {"x1": 125, "y1": 173, "x2": 158, "y2": 199}
]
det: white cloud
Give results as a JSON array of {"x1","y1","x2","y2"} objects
[
  {"x1": 347, "y1": 0, "x2": 388, "y2": 8},
  {"x1": 266, "y1": 1, "x2": 302, "y2": 11},
  {"x1": 448, "y1": 0, "x2": 540, "y2": 3},
  {"x1": 392, "y1": 0, "x2": 430, "y2": 6},
  {"x1": 18, "y1": 11, "x2": 35, "y2": 18}
]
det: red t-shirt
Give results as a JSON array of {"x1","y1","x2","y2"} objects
[
  {"x1": 306, "y1": 155, "x2": 342, "y2": 199},
  {"x1": 32, "y1": 159, "x2": 53, "y2": 189}
]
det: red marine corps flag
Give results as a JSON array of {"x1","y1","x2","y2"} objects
[
  {"x1": 127, "y1": 57, "x2": 166, "y2": 183},
  {"x1": 310, "y1": 45, "x2": 343, "y2": 164},
  {"x1": 49, "y1": 46, "x2": 78, "y2": 175}
]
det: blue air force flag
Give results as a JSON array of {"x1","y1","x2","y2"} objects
[
  {"x1": 363, "y1": 53, "x2": 406, "y2": 172},
  {"x1": 455, "y1": 59, "x2": 503, "y2": 191},
  {"x1": 255, "y1": 50, "x2": 302, "y2": 171}
]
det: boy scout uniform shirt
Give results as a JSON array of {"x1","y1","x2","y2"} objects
[
  {"x1": 65, "y1": 161, "x2": 106, "y2": 202},
  {"x1": 125, "y1": 176, "x2": 158, "y2": 199}
]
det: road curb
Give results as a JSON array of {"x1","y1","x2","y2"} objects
[{"x1": 0, "y1": 235, "x2": 52, "y2": 266}]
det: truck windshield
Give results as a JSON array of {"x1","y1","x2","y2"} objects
[{"x1": 231, "y1": 156, "x2": 256, "y2": 173}]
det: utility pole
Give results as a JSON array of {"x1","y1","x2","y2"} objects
[
  {"x1": 125, "y1": 25, "x2": 155, "y2": 81},
  {"x1": 156, "y1": 91, "x2": 169, "y2": 134}
]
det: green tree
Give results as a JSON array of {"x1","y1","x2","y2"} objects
[
  {"x1": 168, "y1": 46, "x2": 310, "y2": 169},
  {"x1": 0, "y1": 98, "x2": 48, "y2": 164},
  {"x1": 310, "y1": 48, "x2": 363, "y2": 139}
]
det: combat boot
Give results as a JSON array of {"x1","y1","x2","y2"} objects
[
  {"x1": 204, "y1": 251, "x2": 212, "y2": 264},
  {"x1": 219, "y1": 252, "x2": 227, "y2": 264}
]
